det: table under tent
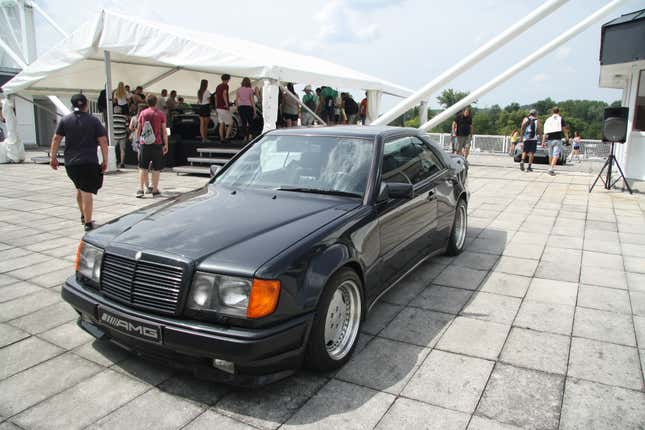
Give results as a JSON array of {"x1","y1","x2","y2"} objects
[{"x1": 0, "y1": 9, "x2": 412, "y2": 173}]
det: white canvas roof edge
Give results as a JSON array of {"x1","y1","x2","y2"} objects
[{"x1": 1, "y1": 8, "x2": 413, "y2": 98}]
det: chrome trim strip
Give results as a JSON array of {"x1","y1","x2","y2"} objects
[{"x1": 367, "y1": 247, "x2": 445, "y2": 312}]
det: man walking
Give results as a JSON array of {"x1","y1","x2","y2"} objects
[
  {"x1": 50, "y1": 94, "x2": 108, "y2": 231},
  {"x1": 135, "y1": 94, "x2": 168, "y2": 198},
  {"x1": 542, "y1": 106, "x2": 568, "y2": 176},
  {"x1": 452, "y1": 107, "x2": 473, "y2": 159},
  {"x1": 519, "y1": 109, "x2": 541, "y2": 172},
  {"x1": 301, "y1": 85, "x2": 317, "y2": 126},
  {"x1": 215, "y1": 74, "x2": 232, "y2": 142}
]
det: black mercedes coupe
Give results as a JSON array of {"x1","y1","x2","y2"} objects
[{"x1": 63, "y1": 126, "x2": 469, "y2": 385}]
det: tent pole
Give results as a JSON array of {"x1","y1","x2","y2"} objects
[
  {"x1": 103, "y1": 50, "x2": 117, "y2": 172},
  {"x1": 419, "y1": 0, "x2": 626, "y2": 131},
  {"x1": 373, "y1": 0, "x2": 568, "y2": 126},
  {"x1": 140, "y1": 67, "x2": 181, "y2": 90},
  {"x1": 279, "y1": 84, "x2": 326, "y2": 126}
]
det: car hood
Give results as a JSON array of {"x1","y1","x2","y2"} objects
[{"x1": 98, "y1": 184, "x2": 359, "y2": 275}]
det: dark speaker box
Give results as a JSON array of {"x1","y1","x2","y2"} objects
[{"x1": 602, "y1": 107, "x2": 629, "y2": 143}]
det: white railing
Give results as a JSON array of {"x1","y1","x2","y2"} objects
[{"x1": 424, "y1": 132, "x2": 606, "y2": 158}]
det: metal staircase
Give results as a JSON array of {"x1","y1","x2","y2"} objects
[{"x1": 172, "y1": 146, "x2": 242, "y2": 175}]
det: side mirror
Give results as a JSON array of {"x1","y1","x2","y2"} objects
[
  {"x1": 378, "y1": 182, "x2": 414, "y2": 201},
  {"x1": 210, "y1": 165, "x2": 221, "y2": 177}
]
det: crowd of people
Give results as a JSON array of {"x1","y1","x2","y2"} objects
[
  {"x1": 52, "y1": 75, "x2": 370, "y2": 231},
  {"x1": 293, "y1": 85, "x2": 367, "y2": 127},
  {"x1": 451, "y1": 105, "x2": 576, "y2": 176}
]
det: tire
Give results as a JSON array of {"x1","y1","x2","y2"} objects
[
  {"x1": 446, "y1": 198, "x2": 467, "y2": 256},
  {"x1": 305, "y1": 268, "x2": 363, "y2": 372}
]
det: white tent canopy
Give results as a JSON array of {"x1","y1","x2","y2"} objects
[{"x1": 1, "y1": 9, "x2": 412, "y2": 101}]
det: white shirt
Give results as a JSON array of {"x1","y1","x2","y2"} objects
[{"x1": 198, "y1": 90, "x2": 211, "y2": 105}]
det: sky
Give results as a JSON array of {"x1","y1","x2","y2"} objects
[{"x1": 25, "y1": 0, "x2": 645, "y2": 110}]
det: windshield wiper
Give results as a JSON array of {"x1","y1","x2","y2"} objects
[{"x1": 275, "y1": 187, "x2": 362, "y2": 198}]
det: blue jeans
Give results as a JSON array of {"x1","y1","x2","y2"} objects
[{"x1": 547, "y1": 139, "x2": 562, "y2": 159}]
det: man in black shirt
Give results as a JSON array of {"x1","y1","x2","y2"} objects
[
  {"x1": 452, "y1": 107, "x2": 473, "y2": 159},
  {"x1": 50, "y1": 94, "x2": 109, "y2": 231}
]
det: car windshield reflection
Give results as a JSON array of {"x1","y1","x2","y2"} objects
[{"x1": 215, "y1": 135, "x2": 373, "y2": 197}]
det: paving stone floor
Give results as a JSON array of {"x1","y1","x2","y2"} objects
[{"x1": 0, "y1": 154, "x2": 644, "y2": 429}]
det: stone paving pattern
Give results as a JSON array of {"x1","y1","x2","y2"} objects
[{"x1": 0, "y1": 155, "x2": 644, "y2": 429}]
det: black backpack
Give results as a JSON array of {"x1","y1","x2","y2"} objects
[
  {"x1": 524, "y1": 117, "x2": 537, "y2": 139},
  {"x1": 345, "y1": 98, "x2": 358, "y2": 115}
]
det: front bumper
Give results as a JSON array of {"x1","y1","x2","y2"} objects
[{"x1": 62, "y1": 277, "x2": 313, "y2": 386}]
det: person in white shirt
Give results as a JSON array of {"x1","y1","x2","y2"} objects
[
  {"x1": 541, "y1": 107, "x2": 569, "y2": 176},
  {"x1": 197, "y1": 79, "x2": 211, "y2": 142}
]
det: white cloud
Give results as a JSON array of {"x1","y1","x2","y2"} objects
[
  {"x1": 532, "y1": 73, "x2": 550, "y2": 83},
  {"x1": 555, "y1": 46, "x2": 572, "y2": 61}
]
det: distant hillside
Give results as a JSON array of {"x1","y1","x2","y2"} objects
[{"x1": 399, "y1": 92, "x2": 620, "y2": 139}]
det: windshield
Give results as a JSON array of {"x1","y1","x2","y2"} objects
[{"x1": 215, "y1": 135, "x2": 374, "y2": 197}]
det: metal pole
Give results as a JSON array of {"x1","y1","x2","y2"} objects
[
  {"x1": 279, "y1": 84, "x2": 326, "y2": 126},
  {"x1": 15, "y1": 0, "x2": 29, "y2": 63},
  {"x1": 103, "y1": 50, "x2": 117, "y2": 172},
  {"x1": 373, "y1": 0, "x2": 568, "y2": 126},
  {"x1": 0, "y1": 36, "x2": 27, "y2": 68},
  {"x1": 420, "y1": 0, "x2": 625, "y2": 131},
  {"x1": 28, "y1": 0, "x2": 69, "y2": 38}
]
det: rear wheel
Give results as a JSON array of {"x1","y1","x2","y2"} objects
[
  {"x1": 446, "y1": 198, "x2": 467, "y2": 256},
  {"x1": 305, "y1": 268, "x2": 363, "y2": 371}
]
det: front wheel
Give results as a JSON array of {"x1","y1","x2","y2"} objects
[
  {"x1": 305, "y1": 268, "x2": 363, "y2": 372},
  {"x1": 446, "y1": 198, "x2": 467, "y2": 256}
]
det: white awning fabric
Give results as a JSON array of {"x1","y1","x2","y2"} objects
[{"x1": 1, "y1": 9, "x2": 412, "y2": 99}]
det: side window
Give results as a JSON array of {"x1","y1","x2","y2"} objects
[{"x1": 382, "y1": 137, "x2": 442, "y2": 185}]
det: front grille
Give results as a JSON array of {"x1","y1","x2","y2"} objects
[{"x1": 101, "y1": 253, "x2": 184, "y2": 314}]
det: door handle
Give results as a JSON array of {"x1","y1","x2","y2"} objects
[{"x1": 427, "y1": 189, "x2": 437, "y2": 201}]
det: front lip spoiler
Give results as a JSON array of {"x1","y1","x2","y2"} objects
[{"x1": 62, "y1": 277, "x2": 314, "y2": 385}]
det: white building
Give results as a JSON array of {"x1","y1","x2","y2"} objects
[{"x1": 598, "y1": 9, "x2": 645, "y2": 183}]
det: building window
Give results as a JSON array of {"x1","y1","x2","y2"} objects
[{"x1": 636, "y1": 70, "x2": 645, "y2": 131}]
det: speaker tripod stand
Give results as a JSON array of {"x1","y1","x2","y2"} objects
[{"x1": 589, "y1": 141, "x2": 632, "y2": 194}]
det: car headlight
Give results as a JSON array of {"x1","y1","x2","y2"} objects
[
  {"x1": 187, "y1": 272, "x2": 280, "y2": 318},
  {"x1": 75, "y1": 241, "x2": 103, "y2": 287}
]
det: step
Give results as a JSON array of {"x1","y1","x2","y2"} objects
[
  {"x1": 196, "y1": 147, "x2": 240, "y2": 155},
  {"x1": 32, "y1": 156, "x2": 64, "y2": 165},
  {"x1": 172, "y1": 165, "x2": 211, "y2": 176},
  {"x1": 187, "y1": 157, "x2": 229, "y2": 165}
]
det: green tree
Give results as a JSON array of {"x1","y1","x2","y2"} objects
[{"x1": 436, "y1": 89, "x2": 470, "y2": 108}]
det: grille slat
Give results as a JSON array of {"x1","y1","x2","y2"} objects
[{"x1": 100, "y1": 253, "x2": 184, "y2": 314}]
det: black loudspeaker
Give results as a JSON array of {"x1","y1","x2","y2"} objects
[{"x1": 602, "y1": 107, "x2": 628, "y2": 143}]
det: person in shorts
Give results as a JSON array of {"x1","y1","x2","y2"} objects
[
  {"x1": 215, "y1": 74, "x2": 232, "y2": 142},
  {"x1": 519, "y1": 109, "x2": 541, "y2": 172},
  {"x1": 50, "y1": 94, "x2": 108, "y2": 231},
  {"x1": 452, "y1": 107, "x2": 473, "y2": 159},
  {"x1": 542, "y1": 106, "x2": 568, "y2": 176},
  {"x1": 135, "y1": 94, "x2": 168, "y2": 198},
  {"x1": 112, "y1": 105, "x2": 129, "y2": 168},
  {"x1": 197, "y1": 79, "x2": 211, "y2": 142}
]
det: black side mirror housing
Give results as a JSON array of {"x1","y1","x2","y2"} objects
[
  {"x1": 210, "y1": 165, "x2": 221, "y2": 177},
  {"x1": 378, "y1": 182, "x2": 414, "y2": 201}
]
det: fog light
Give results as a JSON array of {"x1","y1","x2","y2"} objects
[{"x1": 212, "y1": 358, "x2": 235, "y2": 374}]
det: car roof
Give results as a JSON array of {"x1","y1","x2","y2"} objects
[{"x1": 267, "y1": 125, "x2": 421, "y2": 140}]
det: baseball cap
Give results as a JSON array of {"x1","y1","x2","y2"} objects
[
  {"x1": 529, "y1": 109, "x2": 537, "y2": 115},
  {"x1": 71, "y1": 93, "x2": 87, "y2": 110},
  {"x1": 304, "y1": 85, "x2": 312, "y2": 92}
]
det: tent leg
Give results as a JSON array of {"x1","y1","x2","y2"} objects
[
  {"x1": 261, "y1": 79, "x2": 279, "y2": 133},
  {"x1": 103, "y1": 50, "x2": 117, "y2": 173}
]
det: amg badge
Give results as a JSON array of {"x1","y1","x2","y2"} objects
[{"x1": 99, "y1": 310, "x2": 160, "y2": 342}]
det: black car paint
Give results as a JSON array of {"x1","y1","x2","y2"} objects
[{"x1": 64, "y1": 126, "x2": 468, "y2": 383}]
